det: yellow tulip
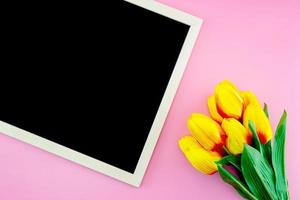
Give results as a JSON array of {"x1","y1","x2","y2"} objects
[
  {"x1": 240, "y1": 91, "x2": 261, "y2": 109},
  {"x1": 215, "y1": 80, "x2": 244, "y2": 120},
  {"x1": 179, "y1": 136, "x2": 221, "y2": 175},
  {"x1": 243, "y1": 104, "x2": 272, "y2": 144},
  {"x1": 207, "y1": 95, "x2": 224, "y2": 123},
  {"x1": 187, "y1": 113, "x2": 225, "y2": 154},
  {"x1": 221, "y1": 118, "x2": 251, "y2": 155}
]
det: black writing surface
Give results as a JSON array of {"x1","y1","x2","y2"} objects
[{"x1": 1, "y1": 1, "x2": 190, "y2": 173}]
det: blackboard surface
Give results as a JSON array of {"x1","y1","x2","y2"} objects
[{"x1": 1, "y1": 1, "x2": 189, "y2": 173}]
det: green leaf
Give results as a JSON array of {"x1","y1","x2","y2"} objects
[
  {"x1": 217, "y1": 155, "x2": 241, "y2": 172},
  {"x1": 262, "y1": 103, "x2": 271, "y2": 164},
  {"x1": 217, "y1": 165, "x2": 257, "y2": 200},
  {"x1": 248, "y1": 120, "x2": 263, "y2": 153},
  {"x1": 241, "y1": 144, "x2": 277, "y2": 200},
  {"x1": 263, "y1": 103, "x2": 269, "y2": 118},
  {"x1": 263, "y1": 140, "x2": 273, "y2": 167},
  {"x1": 249, "y1": 120, "x2": 272, "y2": 166},
  {"x1": 272, "y1": 111, "x2": 289, "y2": 199}
]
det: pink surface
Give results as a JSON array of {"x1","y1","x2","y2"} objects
[{"x1": 1, "y1": 0, "x2": 299, "y2": 199}]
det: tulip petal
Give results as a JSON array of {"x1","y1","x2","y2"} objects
[
  {"x1": 215, "y1": 80, "x2": 244, "y2": 119},
  {"x1": 178, "y1": 136, "x2": 221, "y2": 175},
  {"x1": 222, "y1": 118, "x2": 250, "y2": 155},
  {"x1": 240, "y1": 91, "x2": 261, "y2": 109},
  {"x1": 220, "y1": 80, "x2": 239, "y2": 90},
  {"x1": 187, "y1": 113, "x2": 225, "y2": 153},
  {"x1": 243, "y1": 104, "x2": 272, "y2": 144},
  {"x1": 208, "y1": 95, "x2": 223, "y2": 123}
]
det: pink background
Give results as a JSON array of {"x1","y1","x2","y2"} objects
[{"x1": 0, "y1": 0, "x2": 299, "y2": 199}]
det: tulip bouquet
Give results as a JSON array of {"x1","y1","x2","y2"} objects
[{"x1": 179, "y1": 80, "x2": 289, "y2": 200}]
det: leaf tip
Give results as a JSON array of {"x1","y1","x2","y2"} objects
[
  {"x1": 283, "y1": 110, "x2": 287, "y2": 118},
  {"x1": 280, "y1": 110, "x2": 287, "y2": 124}
]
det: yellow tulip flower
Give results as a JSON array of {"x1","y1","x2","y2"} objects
[
  {"x1": 179, "y1": 136, "x2": 221, "y2": 175},
  {"x1": 207, "y1": 95, "x2": 224, "y2": 123},
  {"x1": 240, "y1": 91, "x2": 261, "y2": 109},
  {"x1": 187, "y1": 113, "x2": 225, "y2": 154},
  {"x1": 222, "y1": 118, "x2": 251, "y2": 155},
  {"x1": 215, "y1": 80, "x2": 244, "y2": 120},
  {"x1": 243, "y1": 104, "x2": 272, "y2": 144}
]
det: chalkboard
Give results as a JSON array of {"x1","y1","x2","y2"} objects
[{"x1": 0, "y1": 0, "x2": 202, "y2": 186}]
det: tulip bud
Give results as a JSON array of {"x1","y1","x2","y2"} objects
[
  {"x1": 215, "y1": 80, "x2": 244, "y2": 120},
  {"x1": 187, "y1": 113, "x2": 225, "y2": 154},
  {"x1": 243, "y1": 104, "x2": 272, "y2": 144},
  {"x1": 179, "y1": 136, "x2": 221, "y2": 175},
  {"x1": 240, "y1": 91, "x2": 261, "y2": 109},
  {"x1": 208, "y1": 95, "x2": 223, "y2": 123},
  {"x1": 221, "y1": 118, "x2": 251, "y2": 155}
]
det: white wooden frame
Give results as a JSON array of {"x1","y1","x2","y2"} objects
[{"x1": 0, "y1": 0, "x2": 202, "y2": 187}]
